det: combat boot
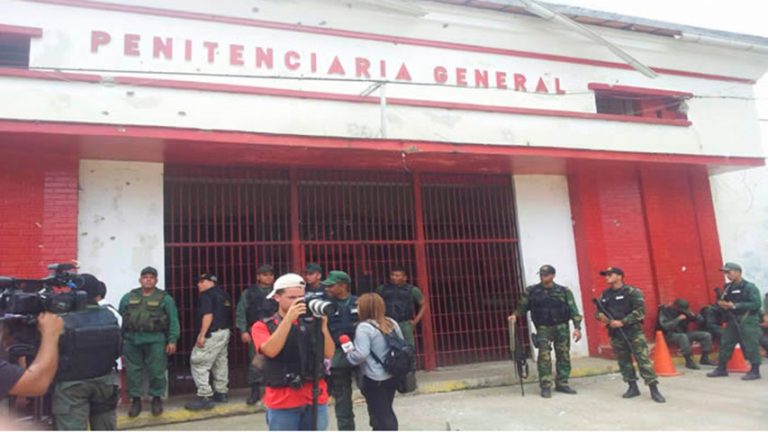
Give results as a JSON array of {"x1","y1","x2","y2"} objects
[
  {"x1": 621, "y1": 381, "x2": 640, "y2": 398},
  {"x1": 184, "y1": 396, "x2": 214, "y2": 411},
  {"x1": 540, "y1": 387, "x2": 552, "y2": 398},
  {"x1": 706, "y1": 365, "x2": 728, "y2": 377},
  {"x1": 213, "y1": 392, "x2": 229, "y2": 403},
  {"x1": 699, "y1": 352, "x2": 714, "y2": 366},
  {"x1": 684, "y1": 355, "x2": 700, "y2": 370},
  {"x1": 554, "y1": 385, "x2": 577, "y2": 394},
  {"x1": 741, "y1": 364, "x2": 761, "y2": 381},
  {"x1": 151, "y1": 397, "x2": 163, "y2": 416},
  {"x1": 128, "y1": 397, "x2": 142, "y2": 418},
  {"x1": 649, "y1": 384, "x2": 666, "y2": 403},
  {"x1": 246, "y1": 384, "x2": 261, "y2": 405}
]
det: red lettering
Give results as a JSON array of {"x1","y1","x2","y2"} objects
[
  {"x1": 535, "y1": 77, "x2": 549, "y2": 93},
  {"x1": 474, "y1": 70, "x2": 489, "y2": 88},
  {"x1": 328, "y1": 56, "x2": 346, "y2": 75},
  {"x1": 310, "y1": 53, "x2": 317, "y2": 73},
  {"x1": 90, "y1": 30, "x2": 111, "y2": 53},
  {"x1": 379, "y1": 60, "x2": 387, "y2": 78},
  {"x1": 355, "y1": 57, "x2": 371, "y2": 78},
  {"x1": 285, "y1": 51, "x2": 301, "y2": 70},
  {"x1": 456, "y1": 68, "x2": 467, "y2": 86},
  {"x1": 184, "y1": 40, "x2": 192, "y2": 61},
  {"x1": 496, "y1": 71, "x2": 508, "y2": 89},
  {"x1": 203, "y1": 41, "x2": 218, "y2": 63},
  {"x1": 229, "y1": 44, "x2": 244, "y2": 66},
  {"x1": 555, "y1": 78, "x2": 566, "y2": 95},
  {"x1": 124, "y1": 34, "x2": 140, "y2": 56},
  {"x1": 152, "y1": 37, "x2": 173, "y2": 60},
  {"x1": 434, "y1": 66, "x2": 448, "y2": 84},
  {"x1": 256, "y1": 47, "x2": 273, "y2": 69},
  {"x1": 395, "y1": 63, "x2": 412, "y2": 81},
  {"x1": 514, "y1": 73, "x2": 527, "y2": 92}
]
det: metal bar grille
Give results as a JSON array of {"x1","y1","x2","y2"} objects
[{"x1": 164, "y1": 167, "x2": 524, "y2": 391}]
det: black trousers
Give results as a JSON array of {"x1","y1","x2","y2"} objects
[{"x1": 360, "y1": 376, "x2": 399, "y2": 431}]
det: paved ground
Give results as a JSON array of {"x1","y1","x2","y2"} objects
[{"x1": 140, "y1": 368, "x2": 768, "y2": 430}]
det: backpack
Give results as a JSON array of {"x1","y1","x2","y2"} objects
[{"x1": 367, "y1": 321, "x2": 416, "y2": 377}]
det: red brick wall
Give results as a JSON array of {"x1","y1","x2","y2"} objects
[
  {"x1": 0, "y1": 149, "x2": 78, "y2": 278},
  {"x1": 568, "y1": 161, "x2": 722, "y2": 357}
]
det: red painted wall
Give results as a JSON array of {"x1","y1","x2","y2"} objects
[
  {"x1": 569, "y1": 162, "x2": 723, "y2": 356},
  {"x1": 0, "y1": 149, "x2": 78, "y2": 278}
]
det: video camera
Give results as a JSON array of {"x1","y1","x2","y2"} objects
[{"x1": 0, "y1": 263, "x2": 87, "y2": 362}]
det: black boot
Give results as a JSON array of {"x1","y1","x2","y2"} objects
[
  {"x1": 554, "y1": 385, "x2": 577, "y2": 394},
  {"x1": 706, "y1": 365, "x2": 728, "y2": 377},
  {"x1": 213, "y1": 392, "x2": 229, "y2": 403},
  {"x1": 246, "y1": 384, "x2": 261, "y2": 405},
  {"x1": 741, "y1": 364, "x2": 761, "y2": 381},
  {"x1": 684, "y1": 355, "x2": 700, "y2": 370},
  {"x1": 128, "y1": 397, "x2": 142, "y2": 418},
  {"x1": 151, "y1": 397, "x2": 163, "y2": 416},
  {"x1": 540, "y1": 387, "x2": 552, "y2": 398},
  {"x1": 622, "y1": 381, "x2": 640, "y2": 398},
  {"x1": 184, "y1": 396, "x2": 214, "y2": 411},
  {"x1": 649, "y1": 384, "x2": 666, "y2": 403},
  {"x1": 699, "y1": 352, "x2": 714, "y2": 366}
]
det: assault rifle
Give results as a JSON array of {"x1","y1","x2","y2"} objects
[
  {"x1": 508, "y1": 319, "x2": 529, "y2": 396},
  {"x1": 714, "y1": 287, "x2": 745, "y2": 346}
]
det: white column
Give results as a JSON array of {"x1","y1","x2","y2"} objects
[
  {"x1": 77, "y1": 160, "x2": 165, "y2": 308},
  {"x1": 513, "y1": 175, "x2": 588, "y2": 357}
]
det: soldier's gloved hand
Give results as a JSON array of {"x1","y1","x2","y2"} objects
[
  {"x1": 166, "y1": 343, "x2": 177, "y2": 355},
  {"x1": 572, "y1": 329, "x2": 582, "y2": 342},
  {"x1": 241, "y1": 332, "x2": 252, "y2": 344}
]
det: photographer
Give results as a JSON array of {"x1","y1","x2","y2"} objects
[
  {"x1": 1, "y1": 312, "x2": 63, "y2": 399},
  {"x1": 322, "y1": 270, "x2": 358, "y2": 431},
  {"x1": 52, "y1": 274, "x2": 122, "y2": 430},
  {"x1": 251, "y1": 273, "x2": 334, "y2": 431}
]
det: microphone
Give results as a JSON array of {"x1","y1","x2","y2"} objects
[{"x1": 339, "y1": 335, "x2": 355, "y2": 353}]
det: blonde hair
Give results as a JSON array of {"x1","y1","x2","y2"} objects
[{"x1": 357, "y1": 293, "x2": 394, "y2": 334}]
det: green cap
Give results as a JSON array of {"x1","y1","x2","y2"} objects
[
  {"x1": 720, "y1": 262, "x2": 742, "y2": 272},
  {"x1": 673, "y1": 298, "x2": 690, "y2": 312},
  {"x1": 321, "y1": 270, "x2": 352, "y2": 286}
]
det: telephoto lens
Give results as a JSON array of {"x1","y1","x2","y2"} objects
[{"x1": 307, "y1": 298, "x2": 337, "y2": 317}]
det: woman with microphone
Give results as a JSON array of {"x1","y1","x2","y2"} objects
[{"x1": 341, "y1": 293, "x2": 403, "y2": 431}]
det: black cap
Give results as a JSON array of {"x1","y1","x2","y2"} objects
[
  {"x1": 199, "y1": 273, "x2": 218, "y2": 283},
  {"x1": 305, "y1": 262, "x2": 322, "y2": 274},
  {"x1": 538, "y1": 265, "x2": 556, "y2": 275},
  {"x1": 599, "y1": 267, "x2": 625, "y2": 277},
  {"x1": 140, "y1": 266, "x2": 158, "y2": 277},
  {"x1": 78, "y1": 273, "x2": 103, "y2": 300},
  {"x1": 257, "y1": 264, "x2": 275, "y2": 275}
]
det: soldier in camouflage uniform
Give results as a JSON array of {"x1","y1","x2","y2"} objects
[
  {"x1": 508, "y1": 265, "x2": 582, "y2": 399},
  {"x1": 596, "y1": 267, "x2": 665, "y2": 403},
  {"x1": 657, "y1": 298, "x2": 713, "y2": 369},
  {"x1": 707, "y1": 262, "x2": 762, "y2": 380}
]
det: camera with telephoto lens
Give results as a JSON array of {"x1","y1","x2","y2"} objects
[{"x1": 302, "y1": 292, "x2": 337, "y2": 318}]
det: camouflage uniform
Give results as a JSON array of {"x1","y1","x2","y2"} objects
[
  {"x1": 658, "y1": 305, "x2": 712, "y2": 356},
  {"x1": 516, "y1": 283, "x2": 582, "y2": 389},
  {"x1": 597, "y1": 285, "x2": 658, "y2": 386}
]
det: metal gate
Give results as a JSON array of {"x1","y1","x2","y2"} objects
[{"x1": 164, "y1": 166, "x2": 524, "y2": 392}]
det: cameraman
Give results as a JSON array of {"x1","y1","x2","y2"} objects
[
  {"x1": 52, "y1": 274, "x2": 121, "y2": 430},
  {"x1": 1, "y1": 312, "x2": 63, "y2": 399},
  {"x1": 252, "y1": 273, "x2": 334, "y2": 431}
]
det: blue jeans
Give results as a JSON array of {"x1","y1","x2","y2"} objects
[{"x1": 267, "y1": 404, "x2": 328, "y2": 430}]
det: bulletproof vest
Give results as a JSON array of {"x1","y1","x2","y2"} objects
[
  {"x1": 244, "y1": 286, "x2": 277, "y2": 329},
  {"x1": 262, "y1": 316, "x2": 324, "y2": 388},
  {"x1": 723, "y1": 281, "x2": 751, "y2": 304},
  {"x1": 123, "y1": 288, "x2": 169, "y2": 333},
  {"x1": 327, "y1": 295, "x2": 358, "y2": 346},
  {"x1": 57, "y1": 306, "x2": 121, "y2": 382},
  {"x1": 380, "y1": 284, "x2": 414, "y2": 322},
  {"x1": 529, "y1": 284, "x2": 571, "y2": 327},
  {"x1": 600, "y1": 286, "x2": 635, "y2": 322}
]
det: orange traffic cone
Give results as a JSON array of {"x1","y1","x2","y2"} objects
[
  {"x1": 653, "y1": 330, "x2": 683, "y2": 376},
  {"x1": 726, "y1": 344, "x2": 750, "y2": 373}
]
